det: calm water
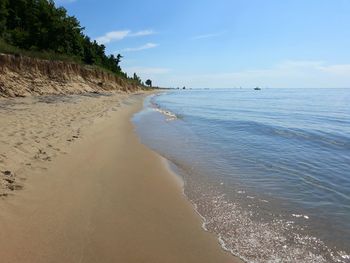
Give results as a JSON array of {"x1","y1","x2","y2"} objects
[{"x1": 133, "y1": 88, "x2": 350, "y2": 263}]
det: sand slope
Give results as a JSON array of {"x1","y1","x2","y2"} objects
[
  {"x1": 0, "y1": 93, "x2": 239, "y2": 263},
  {"x1": 0, "y1": 53, "x2": 141, "y2": 98}
]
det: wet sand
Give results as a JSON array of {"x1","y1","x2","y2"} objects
[{"x1": 0, "y1": 92, "x2": 240, "y2": 263}]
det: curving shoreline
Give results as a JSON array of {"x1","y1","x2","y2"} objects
[{"x1": 0, "y1": 92, "x2": 240, "y2": 262}]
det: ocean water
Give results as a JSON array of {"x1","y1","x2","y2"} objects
[{"x1": 133, "y1": 88, "x2": 350, "y2": 263}]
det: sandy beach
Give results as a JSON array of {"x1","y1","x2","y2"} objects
[{"x1": 0, "y1": 92, "x2": 240, "y2": 263}]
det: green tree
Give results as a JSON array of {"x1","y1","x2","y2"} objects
[
  {"x1": 0, "y1": 0, "x2": 8, "y2": 36},
  {"x1": 0, "y1": 0, "x2": 132, "y2": 77},
  {"x1": 133, "y1": 73, "x2": 142, "y2": 84},
  {"x1": 145, "y1": 79, "x2": 152, "y2": 87}
]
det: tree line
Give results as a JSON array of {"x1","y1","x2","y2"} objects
[{"x1": 0, "y1": 0, "x2": 153, "y2": 86}]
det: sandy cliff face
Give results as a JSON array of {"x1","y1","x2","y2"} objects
[{"x1": 0, "y1": 53, "x2": 140, "y2": 97}]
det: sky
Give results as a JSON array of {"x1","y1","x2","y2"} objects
[{"x1": 55, "y1": 0, "x2": 350, "y2": 88}]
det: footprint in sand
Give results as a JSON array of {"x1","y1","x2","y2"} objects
[
  {"x1": 1, "y1": 170, "x2": 13, "y2": 177},
  {"x1": 7, "y1": 184, "x2": 23, "y2": 191},
  {"x1": 34, "y1": 149, "x2": 50, "y2": 161},
  {"x1": 0, "y1": 170, "x2": 22, "y2": 191}
]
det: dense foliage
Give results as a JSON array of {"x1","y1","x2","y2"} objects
[
  {"x1": 0, "y1": 0, "x2": 132, "y2": 79},
  {"x1": 145, "y1": 79, "x2": 152, "y2": 87}
]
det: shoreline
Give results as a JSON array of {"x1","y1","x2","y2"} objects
[
  {"x1": 0, "y1": 92, "x2": 241, "y2": 262},
  {"x1": 134, "y1": 90, "x2": 350, "y2": 263}
]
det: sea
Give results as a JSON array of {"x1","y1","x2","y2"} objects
[{"x1": 132, "y1": 88, "x2": 350, "y2": 263}]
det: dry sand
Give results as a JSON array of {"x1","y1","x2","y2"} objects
[{"x1": 0, "y1": 92, "x2": 241, "y2": 262}]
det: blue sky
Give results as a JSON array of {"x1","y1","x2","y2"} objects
[{"x1": 55, "y1": 0, "x2": 350, "y2": 88}]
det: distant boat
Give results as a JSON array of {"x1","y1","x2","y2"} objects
[{"x1": 254, "y1": 87, "x2": 261, "y2": 90}]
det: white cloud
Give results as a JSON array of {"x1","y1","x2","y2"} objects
[
  {"x1": 192, "y1": 31, "x2": 225, "y2": 40},
  {"x1": 95, "y1": 29, "x2": 155, "y2": 45},
  {"x1": 54, "y1": 0, "x2": 77, "y2": 4},
  {"x1": 122, "y1": 43, "x2": 159, "y2": 52},
  {"x1": 96, "y1": 30, "x2": 130, "y2": 45},
  {"x1": 319, "y1": 64, "x2": 350, "y2": 75},
  {"x1": 129, "y1": 30, "x2": 156, "y2": 37},
  {"x1": 163, "y1": 61, "x2": 350, "y2": 89}
]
